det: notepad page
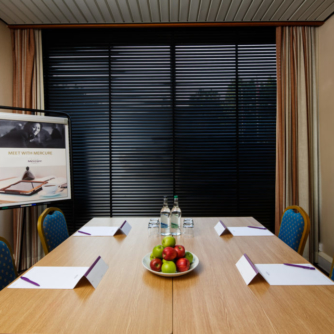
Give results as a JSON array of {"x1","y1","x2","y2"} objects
[
  {"x1": 8, "y1": 267, "x2": 89, "y2": 289},
  {"x1": 256, "y1": 264, "x2": 334, "y2": 285},
  {"x1": 228, "y1": 227, "x2": 274, "y2": 236},
  {"x1": 73, "y1": 226, "x2": 119, "y2": 236}
]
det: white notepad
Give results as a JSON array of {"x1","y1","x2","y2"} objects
[
  {"x1": 73, "y1": 226, "x2": 119, "y2": 236},
  {"x1": 228, "y1": 227, "x2": 274, "y2": 236},
  {"x1": 256, "y1": 264, "x2": 334, "y2": 286},
  {"x1": 8, "y1": 267, "x2": 89, "y2": 289},
  {"x1": 8, "y1": 257, "x2": 109, "y2": 289}
]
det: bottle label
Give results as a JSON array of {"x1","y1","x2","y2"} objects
[
  {"x1": 161, "y1": 215, "x2": 169, "y2": 229},
  {"x1": 171, "y1": 223, "x2": 179, "y2": 228}
]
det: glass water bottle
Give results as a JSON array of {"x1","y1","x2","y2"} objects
[
  {"x1": 171, "y1": 195, "x2": 181, "y2": 236},
  {"x1": 160, "y1": 196, "x2": 170, "y2": 236}
]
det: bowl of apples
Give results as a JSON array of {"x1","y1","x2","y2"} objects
[{"x1": 142, "y1": 236, "x2": 199, "y2": 277}]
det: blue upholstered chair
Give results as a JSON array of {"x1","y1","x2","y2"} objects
[
  {"x1": 37, "y1": 207, "x2": 69, "y2": 255},
  {"x1": 0, "y1": 237, "x2": 18, "y2": 291},
  {"x1": 278, "y1": 205, "x2": 310, "y2": 255}
]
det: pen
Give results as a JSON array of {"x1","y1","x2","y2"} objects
[
  {"x1": 21, "y1": 277, "x2": 40, "y2": 286},
  {"x1": 283, "y1": 263, "x2": 316, "y2": 270},
  {"x1": 247, "y1": 226, "x2": 267, "y2": 230},
  {"x1": 78, "y1": 230, "x2": 91, "y2": 235}
]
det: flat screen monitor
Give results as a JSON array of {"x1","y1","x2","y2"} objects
[{"x1": 0, "y1": 112, "x2": 71, "y2": 209}]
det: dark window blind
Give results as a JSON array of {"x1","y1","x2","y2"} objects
[
  {"x1": 174, "y1": 44, "x2": 237, "y2": 216},
  {"x1": 43, "y1": 41, "x2": 111, "y2": 233},
  {"x1": 111, "y1": 45, "x2": 173, "y2": 216},
  {"x1": 43, "y1": 28, "x2": 276, "y2": 233},
  {"x1": 238, "y1": 44, "x2": 276, "y2": 224}
]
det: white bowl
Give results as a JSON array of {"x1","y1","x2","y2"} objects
[{"x1": 142, "y1": 252, "x2": 199, "y2": 277}]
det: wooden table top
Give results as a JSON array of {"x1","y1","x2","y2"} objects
[{"x1": 0, "y1": 217, "x2": 334, "y2": 333}]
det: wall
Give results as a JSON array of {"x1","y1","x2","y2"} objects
[
  {"x1": 0, "y1": 20, "x2": 13, "y2": 247},
  {"x1": 319, "y1": 14, "x2": 334, "y2": 272}
]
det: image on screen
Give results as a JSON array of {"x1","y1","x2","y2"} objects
[{"x1": 0, "y1": 112, "x2": 71, "y2": 208}]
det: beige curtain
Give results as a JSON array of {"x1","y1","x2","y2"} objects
[
  {"x1": 11, "y1": 29, "x2": 45, "y2": 271},
  {"x1": 276, "y1": 26, "x2": 319, "y2": 263}
]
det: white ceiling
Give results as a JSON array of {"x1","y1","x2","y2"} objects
[{"x1": 0, "y1": 0, "x2": 333, "y2": 25}]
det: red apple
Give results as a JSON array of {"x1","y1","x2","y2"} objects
[
  {"x1": 162, "y1": 247, "x2": 177, "y2": 261},
  {"x1": 176, "y1": 258, "x2": 190, "y2": 272},
  {"x1": 174, "y1": 245, "x2": 185, "y2": 258},
  {"x1": 150, "y1": 258, "x2": 162, "y2": 272}
]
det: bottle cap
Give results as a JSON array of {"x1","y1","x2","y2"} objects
[{"x1": 174, "y1": 195, "x2": 178, "y2": 199}]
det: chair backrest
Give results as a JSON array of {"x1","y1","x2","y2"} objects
[
  {"x1": 0, "y1": 237, "x2": 18, "y2": 291},
  {"x1": 37, "y1": 207, "x2": 69, "y2": 255},
  {"x1": 278, "y1": 205, "x2": 310, "y2": 255}
]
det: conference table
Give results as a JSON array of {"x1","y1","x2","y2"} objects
[{"x1": 0, "y1": 217, "x2": 334, "y2": 333}]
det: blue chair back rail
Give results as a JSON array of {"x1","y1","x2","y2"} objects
[
  {"x1": 330, "y1": 258, "x2": 334, "y2": 281},
  {"x1": 278, "y1": 206, "x2": 310, "y2": 255},
  {"x1": 0, "y1": 237, "x2": 18, "y2": 291},
  {"x1": 37, "y1": 207, "x2": 69, "y2": 255}
]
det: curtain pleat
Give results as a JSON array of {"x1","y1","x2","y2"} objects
[
  {"x1": 34, "y1": 30, "x2": 44, "y2": 110},
  {"x1": 11, "y1": 29, "x2": 45, "y2": 272},
  {"x1": 276, "y1": 26, "x2": 319, "y2": 263}
]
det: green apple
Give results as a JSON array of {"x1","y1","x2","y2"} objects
[
  {"x1": 152, "y1": 245, "x2": 164, "y2": 258},
  {"x1": 161, "y1": 260, "x2": 177, "y2": 273},
  {"x1": 162, "y1": 236, "x2": 176, "y2": 248},
  {"x1": 150, "y1": 253, "x2": 156, "y2": 261},
  {"x1": 185, "y1": 251, "x2": 193, "y2": 264}
]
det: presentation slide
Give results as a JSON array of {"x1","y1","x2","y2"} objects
[{"x1": 0, "y1": 112, "x2": 71, "y2": 209}]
